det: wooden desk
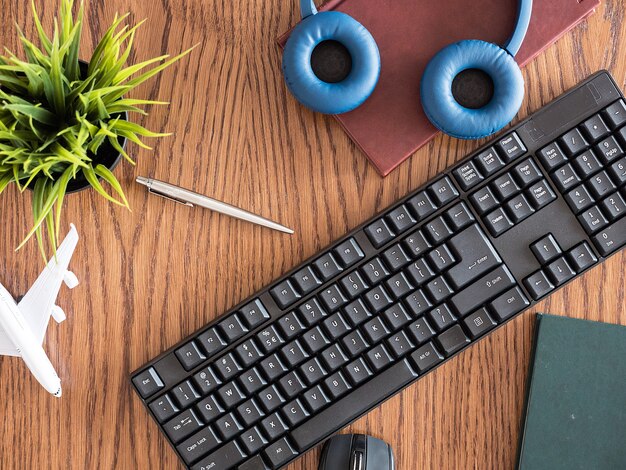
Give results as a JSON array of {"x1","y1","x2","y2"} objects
[{"x1": 1, "y1": 1, "x2": 624, "y2": 468}]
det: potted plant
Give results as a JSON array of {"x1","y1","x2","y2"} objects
[{"x1": 0, "y1": 0, "x2": 193, "y2": 259}]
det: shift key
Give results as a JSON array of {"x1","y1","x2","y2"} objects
[
  {"x1": 450, "y1": 265, "x2": 516, "y2": 316},
  {"x1": 446, "y1": 225, "x2": 502, "y2": 289}
]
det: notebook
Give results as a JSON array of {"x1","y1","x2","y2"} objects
[
  {"x1": 517, "y1": 314, "x2": 626, "y2": 470},
  {"x1": 278, "y1": 0, "x2": 600, "y2": 176}
]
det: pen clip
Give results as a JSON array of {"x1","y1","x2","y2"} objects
[{"x1": 148, "y1": 188, "x2": 194, "y2": 207}]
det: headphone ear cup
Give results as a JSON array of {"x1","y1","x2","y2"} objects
[
  {"x1": 420, "y1": 40, "x2": 525, "y2": 140},
  {"x1": 282, "y1": 11, "x2": 380, "y2": 115}
]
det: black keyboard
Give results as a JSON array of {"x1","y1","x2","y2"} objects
[{"x1": 131, "y1": 71, "x2": 626, "y2": 470}]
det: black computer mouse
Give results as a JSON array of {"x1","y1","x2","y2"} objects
[{"x1": 318, "y1": 434, "x2": 395, "y2": 470}]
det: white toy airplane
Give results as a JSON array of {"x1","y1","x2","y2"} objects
[{"x1": 0, "y1": 224, "x2": 79, "y2": 397}]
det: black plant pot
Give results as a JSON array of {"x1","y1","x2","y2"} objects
[{"x1": 28, "y1": 59, "x2": 128, "y2": 194}]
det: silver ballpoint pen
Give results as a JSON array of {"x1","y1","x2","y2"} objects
[{"x1": 136, "y1": 176, "x2": 294, "y2": 234}]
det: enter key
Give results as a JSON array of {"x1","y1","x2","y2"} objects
[{"x1": 447, "y1": 225, "x2": 502, "y2": 290}]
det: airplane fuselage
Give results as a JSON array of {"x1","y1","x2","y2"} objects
[{"x1": 0, "y1": 283, "x2": 62, "y2": 397}]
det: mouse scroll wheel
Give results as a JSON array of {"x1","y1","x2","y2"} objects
[{"x1": 351, "y1": 451, "x2": 364, "y2": 470}]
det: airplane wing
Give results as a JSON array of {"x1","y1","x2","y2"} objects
[
  {"x1": 0, "y1": 327, "x2": 19, "y2": 356},
  {"x1": 16, "y1": 224, "x2": 80, "y2": 345}
]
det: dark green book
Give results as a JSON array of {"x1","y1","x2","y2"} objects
[{"x1": 517, "y1": 314, "x2": 626, "y2": 470}]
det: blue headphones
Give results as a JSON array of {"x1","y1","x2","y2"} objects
[{"x1": 282, "y1": 0, "x2": 532, "y2": 140}]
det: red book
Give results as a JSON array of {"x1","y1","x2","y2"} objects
[{"x1": 279, "y1": 0, "x2": 600, "y2": 176}]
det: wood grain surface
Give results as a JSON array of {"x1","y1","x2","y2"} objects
[{"x1": 1, "y1": 1, "x2": 625, "y2": 469}]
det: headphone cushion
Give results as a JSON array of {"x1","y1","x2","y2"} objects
[
  {"x1": 420, "y1": 40, "x2": 524, "y2": 140},
  {"x1": 283, "y1": 11, "x2": 380, "y2": 115}
]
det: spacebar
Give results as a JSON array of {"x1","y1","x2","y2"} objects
[{"x1": 290, "y1": 359, "x2": 418, "y2": 451}]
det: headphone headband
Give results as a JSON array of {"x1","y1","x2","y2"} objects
[
  {"x1": 504, "y1": 0, "x2": 533, "y2": 56},
  {"x1": 300, "y1": 0, "x2": 317, "y2": 19}
]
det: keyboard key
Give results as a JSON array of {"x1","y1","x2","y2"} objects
[
  {"x1": 450, "y1": 265, "x2": 516, "y2": 316},
  {"x1": 484, "y1": 207, "x2": 513, "y2": 237},
  {"x1": 552, "y1": 163, "x2": 580, "y2": 192},
  {"x1": 339, "y1": 271, "x2": 369, "y2": 299},
  {"x1": 453, "y1": 161, "x2": 484, "y2": 190},
  {"x1": 386, "y1": 331, "x2": 415, "y2": 358},
  {"x1": 410, "y1": 342, "x2": 444, "y2": 373},
  {"x1": 215, "y1": 353, "x2": 242, "y2": 381},
  {"x1": 259, "y1": 354, "x2": 287, "y2": 382},
  {"x1": 192, "y1": 366, "x2": 223, "y2": 398},
  {"x1": 566, "y1": 242, "x2": 598, "y2": 273},
  {"x1": 366, "y1": 344, "x2": 394, "y2": 371},
  {"x1": 382, "y1": 303, "x2": 412, "y2": 331},
  {"x1": 546, "y1": 257, "x2": 575, "y2": 286},
  {"x1": 177, "y1": 426, "x2": 222, "y2": 465},
  {"x1": 588, "y1": 170, "x2": 616, "y2": 199},
  {"x1": 164, "y1": 408, "x2": 203, "y2": 444},
  {"x1": 365, "y1": 218, "x2": 395, "y2": 248},
  {"x1": 538, "y1": 142, "x2": 567, "y2": 170},
  {"x1": 436, "y1": 324, "x2": 470, "y2": 356},
  {"x1": 470, "y1": 186, "x2": 500, "y2": 214},
  {"x1": 530, "y1": 233, "x2": 562, "y2": 264},
  {"x1": 592, "y1": 216, "x2": 626, "y2": 255},
  {"x1": 297, "y1": 299, "x2": 327, "y2": 326},
  {"x1": 573, "y1": 150, "x2": 602, "y2": 178},
  {"x1": 424, "y1": 216, "x2": 453, "y2": 244},
  {"x1": 217, "y1": 381, "x2": 246, "y2": 409},
  {"x1": 527, "y1": 180, "x2": 557, "y2": 209},
  {"x1": 523, "y1": 271, "x2": 555, "y2": 300},
  {"x1": 406, "y1": 190, "x2": 438, "y2": 220},
  {"x1": 238, "y1": 427, "x2": 267, "y2": 455},
  {"x1": 237, "y1": 399, "x2": 265, "y2": 427},
  {"x1": 196, "y1": 328, "x2": 226, "y2": 357},
  {"x1": 609, "y1": 157, "x2": 626, "y2": 186},
  {"x1": 334, "y1": 238, "x2": 365, "y2": 267},
  {"x1": 463, "y1": 308, "x2": 497, "y2": 339},
  {"x1": 342, "y1": 330, "x2": 369, "y2": 357},
  {"x1": 581, "y1": 114, "x2": 610, "y2": 141},
  {"x1": 258, "y1": 385, "x2": 285, "y2": 413},
  {"x1": 172, "y1": 380, "x2": 201, "y2": 408},
  {"x1": 322, "y1": 312, "x2": 351, "y2": 340},
  {"x1": 595, "y1": 135, "x2": 624, "y2": 163},
  {"x1": 264, "y1": 437, "x2": 298, "y2": 468},
  {"x1": 278, "y1": 371, "x2": 306, "y2": 399},
  {"x1": 302, "y1": 385, "x2": 330, "y2": 412},
  {"x1": 386, "y1": 205, "x2": 416, "y2": 234},
  {"x1": 360, "y1": 257, "x2": 390, "y2": 285},
  {"x1": 382, "y1": 244, "x2": 411, "y2": 271},
  {"x1": 425, "y1": 277, "x2": 453, "y2": 303},
  {"x1": 446, "y1": 225, "x2": 501, "y2": 289},
  {"x1": 132, "y1": 367, "x2": 164, "y2": 399},
  {"x1": 343, "y1": 298, "x2": 372, "y2": 326},
  {"x1": 313, "y1": 252, "x2": 343, "y2": 281},
  {"x1": 256, "y1": 325, "x2": 284, "y2": 353},
  {"x1": 238, "y1": 368, "x2": 266, "y2": 395},
  {"x1": 385, "y1": 272, "x2": 413, "y2": 299},
  {"x1": 236, "y1": 339, "x2": 264, "y2": 368},
  {"x1": 290, "y1": 361, "x2": 417, "y2": 451},
  {"x1": 427, "y1": 244, "x2": 455, "y2": 273},
  {"x1": 320, "y1": 343, "x2": 349, "y2": 371},
  {"x1": 445, "y1": 202, "x2": 475, "y2": 231},
  {"x1": 474, "y1": 146, "x2": 504, "y2": 175},
  {"x1": 344, "y1": 358, "x2": 373, "y2": 385},
  {"x1": 280, "y1": 339, "x2": 309, "y2": 367},
  {"x1": 406, "y1": 317, "x2": 436, "y2": 346},
  {"x1": 149, "y1": 394, "x2": 179, "y2": 423},
  {"x1": 362, "y1": 316, "x2": 390, "y2": 344},
  {"x1": 364, "y1": 285, "x2": 393, "y2": 313},
  {"x1": 603, "y1": 99, "x2": 626, "y2": 129},
  {"x1": 319, "y1": 284, "x2": 348, "y2": 312},
  {"x1": 196, "y1": 395, "x2": 223, "y2": 422},
  {"x1": 276, "y1": 312, "x2": 305, "y2": 340},
  {"x1": 324, "y1": 371, "x2": 351, "y2": 399},
  {"x1": 601, "y1": 192, "x2": 626, "y2": 220},
  {"x1": 564, "y1": 185, "x2": 595, "y2": 213},
  {"x1": 492, "y1": 173, "x2": 520, "y2": 200},
  {"x1": 291, "y1": 266, "x2": 321, "y2": 295},
  {"x1": 513, "y1": 158, "x2": 543, "y2": 187},
  {"x1": 191, "y1": 441, "x2": 246, "y2": 470},
  {"x1": 578, "y1": 206, "x2": 609, "y2": 234},
  {"x1": 405, "y1": 258, "x2": 435, "y2": 286},
  {"x1": 505, "y1": 194, "x2": 535, "y2": 223},
  {"x1": 403, "y1": 289, "x2": 432, "y2": 317},
  {"x1": 496, "y1": 132, "x2": 526, "y2": 161},
  {"x1": 239, "y1": 299, "x2": 270, "y2": 329},
  {"x1": 301, "y1": 326, "x2": 330, "y2": 354},
  {"x1": 270, "y1": 280, "x2": 301, "y2": 310},
  {"x1": 428, "y1": 176, "x2": 459, "y2": 206},
  {"x1": 217, "y1": 313, "x2": 248, "y2": 343},
  {"x1": 426, "y1": 304, "x2": 456, "y2": 332},
  {"x1": 403, "y1": 229, "x2": 431, "y2": 258},
  {"x1": 299, "y1": 358, "x2": 327, "y2": 385},
  {"x1": 176, "y1": 341, "x2": 206, "y2": 371},
  {"x1": 488, "y1": 287, "x2": 529, "y2": 322},
  {"x1": 560, "y1": 128, "x2": 588, "y2": 156}
]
